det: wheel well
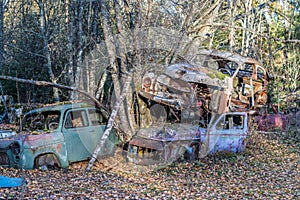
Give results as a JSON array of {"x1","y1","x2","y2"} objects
[{"x1": 34, "y1": 153, "x2": 61, "y2": 169}]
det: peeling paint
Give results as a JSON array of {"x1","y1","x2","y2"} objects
[
  {"x1": 139, "y1": 50, "x2": 269, "y2": 128},
  {"x1": 127, "y1": 112, "x2": 248, "y2": 165}
]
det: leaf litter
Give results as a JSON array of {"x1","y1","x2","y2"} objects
[{"x1": 0, "y1": 131, "x2": 299, "y2": 199}]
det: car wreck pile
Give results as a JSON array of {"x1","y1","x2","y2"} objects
[
  {"x1": 127, "y1": 49, "x2": 271, "y2": 165},
  {"x1": 0, "y1": 49, "x2": 275, "y2": 169}
]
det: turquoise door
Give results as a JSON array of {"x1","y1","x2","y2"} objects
[
  {"x1": 63, "y1": 108, "x2": 94, "y2": 162},
  {"x1": 87, "y1": 108, "x2": 118, "y2": 158}
]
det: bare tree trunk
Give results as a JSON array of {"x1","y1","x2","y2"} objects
[
  {"x1": 0, "y1": 0, "x2": 4, "y2": 69},
  {"x1": 241, "y1": 0, "x2": 253, "y2": 56},
  {"x1": 114, "y1": 0, "x2": 136, "y2": 134},
  {"x1": 72, "y1": 0, "x2": 84, "y2": 100},
  {"x1": 85, "y1": 1, "x2": 95, "y2": 94},
  {"x1": 86, "y1": 73, "x2": 132, "y2": 171},
  {"x1": 67, "y1": 0, "x2": 76, "y2": 100},
  {"x1": 229, "y1": 0, "x2": 236, "y2": 52},
  {"x1": 241, "y1": 2, "x2": 247, "y2": 55},
  {"x1": 94, "y1": 3, "x2": 99, "y2": 35},
  {"x1": 99, "y1": 0, "x2": 134, "y2": 136},
  {"x1": 38, "y1": 0, "x2": 60, "y2": 102}
]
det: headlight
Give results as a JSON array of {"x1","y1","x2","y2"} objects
[
  {"x1": 11, "y1": 142, "x2": 21, "y2": 155},
  {"x1": 143, "y1": 77, "x2": 152, "y2": 92}
]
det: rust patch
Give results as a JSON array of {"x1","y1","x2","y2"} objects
[{"x1": 56, "y1": 143, "x2": 62, "y2": 153}]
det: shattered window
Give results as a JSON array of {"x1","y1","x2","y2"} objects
[
  {"x1": 257, "y1": 65, "x2": 265, "y2": 80},
  {"x1": 242, "y1": 63, "x2": 253, "y2": 71},
  {"x1": 226, "y1": 62, "x2": 238, "y2": 70},
  {"x1": 23, "y1": 111, "x2": 61, "y2": 132},
  {"x1": 88, "y1": 109, "x2": 106, "y2": 126},
  {"x1": 216, "y1": 114, "x2": 244, "y2": 130},
  {"x1": 64, "y1": 110, "x2": 88, "y2": 129},
  {"x1": 232, "y1": 115, "x2": 244, "y2": 129},
  {"x1": 218, "y1": 61, "x2": 238, "y2": 76},
  {"x1": 237, "y1": 63, "x2": 254, "y2": 78}
]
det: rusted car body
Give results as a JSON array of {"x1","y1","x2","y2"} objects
[
  {"x1": 140, "y1": 49, "x2": 270, "y2": 125},
  {"x1": 254, "y1": 104, "x2": 300, "y2": 132},
  {"x1": 286, "y1": 106, "x2": 300, "y2": 127},
  {"x1": 0, "y1": 102, "x2": 119, "y2": 169},
  {"x1": 127, "y1": 112, "x2": 248, "y2": 165},
  {"x1": 254, "y1": 113, "x2": 288, "y2": 132}
]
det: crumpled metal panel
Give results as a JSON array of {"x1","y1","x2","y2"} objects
[
  {"x1": 197, "y1": 49, "x2": 264, "y2": 67},
  {"x1": 163, "y1": 63, "x2": 230, "y2": 89},
  {"x1": 127, "y1": 112, "x2": 249, "y2": 164},
  {"x1": 254, "y1": 114, "x2": 288, "y2": 132}
]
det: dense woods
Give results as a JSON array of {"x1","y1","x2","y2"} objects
[{"x1": 0, "y1": 1, "x2": 299, "y2": 129}]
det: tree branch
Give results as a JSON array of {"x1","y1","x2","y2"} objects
[
  {"x1": 0, "y1": 75, "x2": 108, "y2": 113},
  {"x1": 86, "y1": 73, "x2": 132, "y2": 171}
]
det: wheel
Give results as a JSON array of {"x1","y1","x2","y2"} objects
[
  {"x1": 48, "y1": 122, "x2": 59, "y2": 130},
  {"x1": 34, "y1": 154, "x2": 61, "y2": 170}
]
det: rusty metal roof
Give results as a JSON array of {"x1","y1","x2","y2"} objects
[{"x1": 197, "y1": 49, "x2": 264, "y2": 66}]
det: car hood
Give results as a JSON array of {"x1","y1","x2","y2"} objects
[
  {"x1": 0, "y1": 130, "x2": 17, "y2": 139},
  {"x1": 129, "y1": 123, "x2": 207, "y2": 150},
  {"x1": 131, "y1": 124, "x2": 206, "y2": 141},
  {"x1": 163, "y1": 63, "x2": 231, "y2": 90},
  {"x1": 0, "y1": 130, "x2": 61, "y2": 149},
  {"x1": 0, "y1": 132, "x2": 26, "y2": 149}
]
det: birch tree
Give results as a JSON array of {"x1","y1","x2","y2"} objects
[
  {"x1": 0, "y1": 0, "x2": 4, "y2": 68},
  {"x1": 38, "y1": 0, "x2": 60, "y2": 101}
]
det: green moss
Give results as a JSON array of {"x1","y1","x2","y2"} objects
[
  {"x1": 207, "y1": 71, "x2": 227, "y2": 80},
  {"x1": 215, "y1": 71, "x2": 227, "y2": 80},
  {"x1": 207, "y1": 72, "x2": 216, "y2": 79}
]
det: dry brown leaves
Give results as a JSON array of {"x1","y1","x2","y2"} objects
[{"x1": 0, "y1": 131, "x2": 299, "y2": 199}]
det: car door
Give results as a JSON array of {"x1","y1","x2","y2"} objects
[
  {"x1": 87, "y1": 108, "x2": 118, "y2": 157},
  {"x1": 209, "y1": 113, "x2": 247, "y2": 153},
  {"x1": 63, "y1": 108, "x2": 93, "y2": 162}
]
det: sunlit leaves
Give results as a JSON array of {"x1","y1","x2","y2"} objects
[{"x1": 0, "y1": 131, "x2": 299, "y2": 199}]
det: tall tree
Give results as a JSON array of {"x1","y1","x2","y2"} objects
[
  {"x1": 38, "y1": 0, "x2": 60, "y2": 101},
  {"x1": 0, "y1": 0, "x2": 6, "y2": 69}
]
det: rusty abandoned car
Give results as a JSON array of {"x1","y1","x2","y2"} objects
[
  {"x1": 139, "y1": 49, "x2": 270, "y2": 125},
  {"x1": 0, "y1": 49, "x2": 273, "y2": 169},
  {"x1": 125, "y1": 49, "x2": 271, "y2": 163},
  {"x1": 0, "y1": 103, "x2": 119, "y2": 169},
  {"x1": 127, "y1": 112, "x2": 248, "y2": 165},
  {"x1": 254, "y1": 104, "x2": 300, "y2": 132}
]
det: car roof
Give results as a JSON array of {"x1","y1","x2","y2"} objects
[
  {"x1": 198, "y1": 49, "x2": 264, "y2": 66},
  {"x1": 24, "y1": 102, "x2": 96, "y2": 116}
]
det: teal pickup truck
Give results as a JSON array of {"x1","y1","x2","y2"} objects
[{"x1": 0, "y1": 102, "x2": 119, "y2": 169}]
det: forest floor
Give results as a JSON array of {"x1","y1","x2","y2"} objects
[{"x1": 0, "y1": 131, "x2": 299, "y2": 199}]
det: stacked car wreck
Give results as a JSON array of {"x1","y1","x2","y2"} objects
[{"x1": 127, "y1": 49, "x2": 271, "y2": 164}]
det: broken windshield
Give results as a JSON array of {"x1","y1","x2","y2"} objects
[
  {"x1": 23, "y1": 111, "x2": 61, "y2": 132},
  {"x1": 192, "y1": 54, "x2": 239, "y2": 76}
]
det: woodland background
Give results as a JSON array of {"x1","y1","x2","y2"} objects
[
  {"x1": 0, "y1": 1, "x2": 299, "y2": 198},
  {"x1": 0, "y1": 0, "x2": 299, "y2": 131}
]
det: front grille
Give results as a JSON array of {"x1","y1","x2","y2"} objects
[{"x1": 0, "y1": 152, "x2": 9, "y2": 166}]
